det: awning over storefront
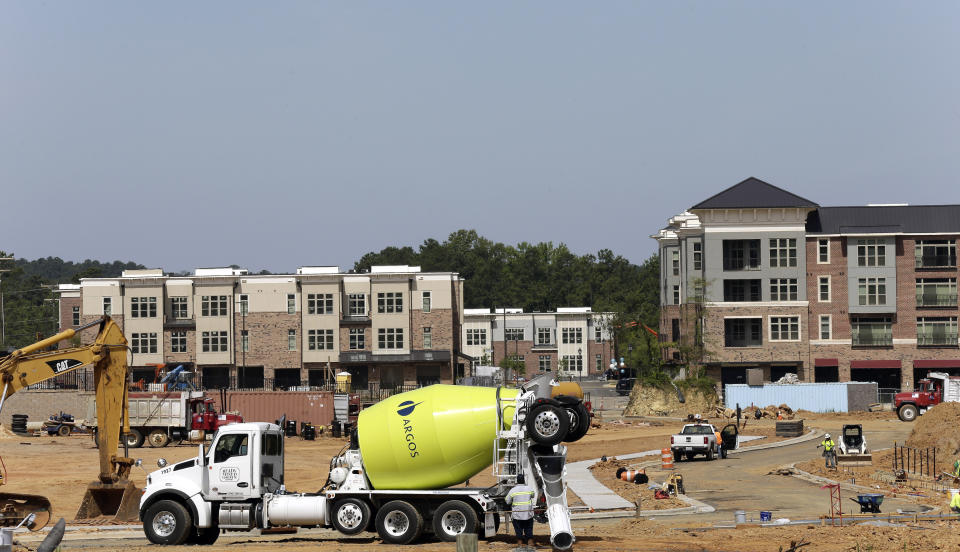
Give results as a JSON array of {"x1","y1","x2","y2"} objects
[
  {"x1": 850, "y1": 360, "x2": 901, "y2": 369},
  {"x1": 814, "y1": 358, "x2": 839, "y2": 367},
  {"x1": 913, "y1": 359, "x2": 960, "y2": 369}
]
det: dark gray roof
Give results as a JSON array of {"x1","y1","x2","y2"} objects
[
  {"x1": 808, "y1": 205, "x2": 960, "y2": 234},
  {"x1": 691, "y1": 177, "x2": 819, "y2": 210}
]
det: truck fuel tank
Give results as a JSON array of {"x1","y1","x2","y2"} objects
[{"x1": 357, "y1": 385, "x2": 518, "y2": 490}]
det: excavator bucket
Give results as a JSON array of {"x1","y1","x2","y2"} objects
[
  {"x1": 76, "y1": 480, "x2": 141, "y2": 522},
  {"x1": 0, "y1": 492, "x2": 52, "y2": 531},
  {"x1": 837, "y1": 453, "x2": 873, "y2": 467}
]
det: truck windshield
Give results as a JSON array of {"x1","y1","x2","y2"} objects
[{"x1": 681, "y1": 426, "x2": 713, "y2": 435}]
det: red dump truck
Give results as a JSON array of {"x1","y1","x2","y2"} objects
[{"x1": 894, "y1": 372, "x2": 960, "y2": 421}]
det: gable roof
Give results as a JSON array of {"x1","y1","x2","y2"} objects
[
  {"x1": 690, "y1": 177, "x2": 819, "y2": 210},
  {"x1": 807, "y1": 205, "x2": 960, "y2": 234}
]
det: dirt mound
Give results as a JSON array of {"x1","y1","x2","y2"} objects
[
  {"x1": 623, "y1": 385, "x2": 718, "y2": 418},
  {"x1": 0, "y1": 424, "x2": 19, "y2": 440},
  {"x1": 905, "y1": 402, "x2": 960, "y2": 455}
]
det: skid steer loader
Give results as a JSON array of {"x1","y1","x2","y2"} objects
[{"x1": 837, "y1": 424, "x2": 872, "y2": 467}]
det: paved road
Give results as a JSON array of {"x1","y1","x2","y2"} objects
[{"x1": 643, "y1": 422, "x2": 918, "y2": 522}]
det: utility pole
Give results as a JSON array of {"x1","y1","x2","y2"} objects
[{"x1": 0, "y1": 255, "x2": 13, "y2": 347}]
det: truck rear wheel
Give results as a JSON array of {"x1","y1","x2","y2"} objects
[
  {"x1": 527, "y1": 404, "x2": 570, "y2": 446},
  {"x1": 898, "y1": 404, "x2": 919, "y2": 422},
  {"x1": 124, "y1": 428, "x2": 144, "y2": 448},
  {"x1": 143, "y1": 499, "x2": 193, "y2": 545},
  {"x1": 375, "y1": 500, "x2": 422, "y2": 545},
  {"x1": 331, "y1": 498, "x2": 371, "y2": 536},
  {"x1": 148, "y1": 429, "x2": 171, "y2": 448},
  {"x1": 432, "y1": 500, "x2": 478, "y2": 542}
]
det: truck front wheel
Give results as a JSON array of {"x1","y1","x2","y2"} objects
[
  {"x1": 143, "y1": 499, "x2": 193, "y2": 545},
  {"x1": 432, "y1": 500, "x2": 478, "y2": 542},
  {"x1": 331, "y1": 498, "x2": 371, "y2": 536},
  {"x1": 375, "y1": 500, "x2": 422, "y2": 545},
  {"x1": 898, "y1": 404, "x2": 919, "y2": 422}
]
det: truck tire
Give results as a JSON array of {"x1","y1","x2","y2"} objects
[
  {"x1": 143, "y1": 499, "x2": 193, "y2": 545},
  {"x1": 91, "y1": 428, "x2": 99, "y2": 449},
  {"x1": 148, "y1": 429, "x2": 171, "y2": 448},
  {"x1": 562, "y1": 402, "x2": 591, "y2": 443},
  {"x1": 672, "y1": 450, "x2": 682, "y2": 463},
  {"x1": 432, "y1": 500, "x2": 478, "y2": 542},
  {"x1": 186, "y1": 526, "x2": 219, "y2": 545},
  {"x1": 898, "y1": 404, "x2": 919, "y2": 422},
  {"x1": 706, "y1": 446, "x2": 714, "y2": 461},
  {"x1": 375, "y1": 500, "x2": 422, "y2": 545},
  {"x1": 124, "y1": 428, "x2": 145, "y2": 448},
  {"x1": 527, "y1": 404, "x2": 570, "y2": 446},
  {"x1": 331, "y1": 498, "x2": 371, "y2": 536},
  {"x1": 57, "y1": 425, "x2": 71, "y2": 437}
]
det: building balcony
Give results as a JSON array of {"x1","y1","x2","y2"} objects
[
  {"x1": 531, "y1": 342, "x2": 557, "y2": 351},
  {"x1": 851, "y1": 333, "x2": 893, "y2": 347},
  {"x1": 163, "y1": 318, "x2": 196, "y2": 329},
  {"x1": 339, "y1": 350, "x2": 451, "y2": 364},
  {"x1": 918, "y1": 335, "x2": 958, "y2": 347},
  {"x1": 340, "y1": 315, "x2": 372, "y2": 326},
  {"x1": 915, "y1": 293, "x2": 958, "y2": 308},
  {"x1": 916, "y1": 255, "x2": 957, "y2": 270}
]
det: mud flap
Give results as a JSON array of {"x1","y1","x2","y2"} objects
[
  {"x1": 0, "y1": 493, "x2": 52, "y2": 531},
  {"x1": 75, "y1": 480, "x2": 141, "y2": 522}
]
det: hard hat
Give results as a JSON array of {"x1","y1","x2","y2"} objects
[{"x1": 824, "y1": 433, "x2": 831, "y2": 439}]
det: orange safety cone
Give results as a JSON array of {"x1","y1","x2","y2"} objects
[{"x1": 661, "y1": 448, "x2": 674, "y2": 469}]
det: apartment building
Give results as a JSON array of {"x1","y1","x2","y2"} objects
[
  {"x1": 462, "y1": 308, "x2": 614, "y2": 378},
  {"x1": 58, "y1": 266, "x2": 466, "y2": 390},
  {"x1": 655, "y1": 177, "x2": 960, "y2": 393}
]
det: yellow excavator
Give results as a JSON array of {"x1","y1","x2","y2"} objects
[{"x1": 0, "y1": 316, "x2": 140, "y2": 530}]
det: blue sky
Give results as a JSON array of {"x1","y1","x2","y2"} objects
[{"x1": 2, "y1": 2, "x2": 958, "y2": 273}]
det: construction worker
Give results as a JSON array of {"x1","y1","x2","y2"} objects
[
  {"x1": 818, "y1": 433, "x2": 837, "y2": 469},
  {"x1": 952, "y1": 458, "x2": 960, "y2": 478},
  {"x1": 506, "y1": 473, "x2": 536, "y2": 548},
  {"x1": 714, "y1": 428, "x2": 726, "y2": 459},
  {"x1": 952, "y1": 491, "x2": 960, "y2": 513}
]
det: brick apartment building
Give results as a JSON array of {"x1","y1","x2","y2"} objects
[
  {"x1": 462, "y1": 308, "x2": 615, "y2": 378},
  {"x1": 655, "y1": 177, "x2": 960, "y2": 394},
  {"x1": 58, "y1": 265, "x2": 466, "y2": 390}
]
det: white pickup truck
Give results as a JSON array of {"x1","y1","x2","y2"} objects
[{"x1": 670, "y1": 422, "x2": 739, "y2": 462}]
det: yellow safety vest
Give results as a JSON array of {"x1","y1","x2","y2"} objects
[
  {"x1": 951, "y1": 492, "x2": 960, "y2": 510},
  {"x1": 821, "y1": 439, "x2": 835, "y2": 452}
]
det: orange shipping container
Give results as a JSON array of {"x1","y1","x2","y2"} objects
[{"x1": 208, "y1": 391, "x2": 336, "y2": 428}]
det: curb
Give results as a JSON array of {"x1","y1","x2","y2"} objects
[
  {"x1": 570, "y1": 494, "x2": 714, "y2": 520},
  {"x1": 786, "y1": 464, "x2": 940, "y2": 514}
]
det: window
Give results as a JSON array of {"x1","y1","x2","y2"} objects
[
  {"x1": 202, "y1": 296, "x2": 228, "y2": 317},
  {"x1": 673, "y1": 285, "x2": 680, "y2": 305},
  {"x1": 596, "y1": 353, "x2": 602, "y2": 372},
  {"x1": 466, "y1": 328, "x2": 487, "y2": 346},
  {"x1": 723, "y1": 280, "x2": 761, "y2": 302},
  {"x1": 131, "y1": 332, "x2": 158, "y2": 354},
  {"x1": 261, "y1": 432, "x2": 282, "y2": 457},
  {"x1": 213, "y1": 434, "x2": 248, "y2": 463},
  {"x1": 722, "y1": 239, "x2": 761, "y2": 270},
  {"x1": 422, "y1": 291, "x2": 431, "y2": 313},
  {"x1": 770, "y1": 278, "x2": 798, "y2": 301},
  {"x1": 563, "y1": 354, "x2": 583, "y2": 373},
  {"x1": 288, "y1": 329, "x2": 297, "y2": 351},
  {"x1": 201, "y1": 331, "x2": 228, "y2": 352},
  {"x1": 819, "y1": 276, "x2": 831, "y2": 302},
  {"x1": 915, "y1": 240, "x2": 957, "y2": 269},
  {"x1": 851, "y1": 316, "x2": 892, "y2": 347},
  {"x1": 769, "y1": 316, "x2": 800, "y2": 341},
  {"x1": 857, "y1": 239, "x2": 886, "y2": 267},
  {"x1": 819, "y1": 315, "x2": 831, "y2": 340},
  {"x1": 171, "y1": 331, "x2": 187, "y2": 353},
  {"x1": 171, "y1": 297, "x2": 188, "y2": 319},
  {"x1": 693, "y1": 242, "x2": 702, "y2": 271},
  {"x1": 724, "y1": 318, "x2": 762, "y2": 347},
  {"x1": 672, "y1": 319, "x2": 680, "y2": 342},
  {"x1": 769, "y1": 238, "x2": 798, "y2": 268},
  {"x1": 378, "y1": 328, "x2": 404, "y2": 349},
  {"x1": 377, "y1": 292, "x2": 403, "y2": 313},
  {"x1": 102, "y1": 297, "x2": 112, "y2": 316},
  {"x1": 594, "y1": 326, "x2": 603, "y2": 342},
  {"x1": 818, "y1": 238, "x2": 830, "y2": 264},
  {"x1": 72, "y1": 306, "x2": 80, "y2": 326},
  {"x1": 539, "y1": 355, "x2": 551, "y2": 372},
  {"x1": 308, "y1": 329, "x2": 334, "y2": 350},
  {"x1": 287, "y1": 294, "x2": 296, "y2": 315},
  {"x1": 504, "y1": 328, "x2": 524, "y2": 341},
  {"x1": 131, "y1": 297, "x2": 157, "y2": 318},
  {"x1": 537, "y1": 327, "x2": 551, "y2": 345},
  {"x1": 916, "y1": 278, "x2": 957, "y2": 307},
  {"x1": 349, "y1": 328, "x2": 365, "y2": 350},
  {"x1": 858, "y1": 277, "x2": 887, "y2": 306},
  {"x1": 561, "y1": 328, "x2": 583, "y2": 344},
  {"x1": 307, "y1": 293, "x2": 334, "y2": 315},
  {"x1": 238, "y1": 294, "x2": 248, "y2": 316},
  {"x1": 240, "y1": 330, "x2": 249, "y2": 353},
  {"x1": 671, "y1": 250, "x2": 680, "y2": 276},
  {"x1": 917, "y1": 317, "x2": 958, "y2": 347},
  {"x1": 423, "y1": 327, "x2": 432, "y2": 349},
  {"x1": 348, "y1": 294, "x2": 366, "y2": 316}
]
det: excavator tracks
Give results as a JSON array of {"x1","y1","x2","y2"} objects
[{"x1": 0, "y1": 492, "x2": 52, "y2": 530}]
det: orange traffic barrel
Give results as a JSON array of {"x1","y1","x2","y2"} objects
[{"x1": 661, "y1": 448, "x2": 674, "y2": 469}]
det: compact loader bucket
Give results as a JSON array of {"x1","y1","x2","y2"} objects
[
  {"x1": 76, "y1": 480, "x2": 141, "y2": 522},
  {"x1": 837, "y1": 453, "x2": 873, "y2": 467}
]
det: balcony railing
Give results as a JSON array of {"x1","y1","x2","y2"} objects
[
  {"x1": 918, "y1": 334, "x2": 958, "y2": 347},
  {"x1": 852, "y1": 327, "x2": 893, "y2": 347},
  {"x1": 916, "y1": 254, "x2": 957, "y2": 269},
  {"x1": 916, "y1": 292, "x2": 958, "y2": 307}
]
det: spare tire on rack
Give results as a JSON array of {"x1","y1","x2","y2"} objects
[
  {"x1": 526, "y1": 403, "x2": 570, "y2": 446},
  {"x1": 562, "y1": 402, "x2": 591, "y2": 443}
]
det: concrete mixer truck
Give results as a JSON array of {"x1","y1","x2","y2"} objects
[{"x1": 138, "y1": 375, "x2": 589, "y2": 548}]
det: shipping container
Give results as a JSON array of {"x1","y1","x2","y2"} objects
[
  {"x1": 209, "y1": 391, "x2": 336, "y2": 428},
  {"x1": 723, "y1": 382, "x2": 877, "y2": 413}
]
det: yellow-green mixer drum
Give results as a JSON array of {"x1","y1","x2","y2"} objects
[{"x1": 357, "y1": 384, "x2": 518, "y2": 490}]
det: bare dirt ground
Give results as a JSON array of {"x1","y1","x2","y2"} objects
[{"x1": 10, "y1": 409, "x2": 960, "y2": 552}]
